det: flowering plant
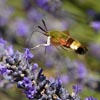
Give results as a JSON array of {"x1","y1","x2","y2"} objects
[{"x1": 0, "y1": 38, "x2": 97, "y2": 100}]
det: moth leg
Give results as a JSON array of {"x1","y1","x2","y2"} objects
[{"x1": 30, "y1": 36, "x2": 51, "y2": 49}]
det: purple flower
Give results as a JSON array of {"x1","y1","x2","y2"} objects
[
  {"x1": 35, "y1": 0, "x2": 62, "y2": 13},
  {"x1": 24, "y1": 86, "x2": 37, "y2": 99},
  {"x1": 18, "y1": 77, "x2": 33, "y2": 88},
  {"x1": 77, "y1": 62, "x2": 87, "y2": 79},
  {"x1": 0, "y1": 6, "x2": 14, "y2": 26},
  {"x1": 90, "y1": 21, "x2": 100, "y2": 31},
  {"x1": 89, "y1": 43, "x2": 100, "y2": 59},
  {"x1": 11, "y1": 18, "x2": 31, "y2": 37},
  {"x1": 24, "y1": 48, "x2": 34, "y2": 60},
  {"x1": 17, "y1": 77, "x2": 37, "y2": 99},
  {"x1": 85, "y1": 96, "x2": 97, "y2": 100},
  {"x1": 32, "y1": 63, "x2": 38, "y2": 70},
  {"x1": 27, "y1": 8, "x2": 43, "y2": 22},
  {"x1": 56, "y1": 78, "x2": 62, "y2": 86},
  {"x1": 60, "y1": 74, "x2": 69, "y2": 84},
  {"x1": 74, "y1": 60, "x2": 87, "y2": 79},
  {"x1": 0, "y1": 37, "x2": 7, "y2": 45},
  {"x1": 0, "y1": 64, "x2": 7, "y2": 75},
  {"x1": 72, "y1": 85, "x2": 82, "y2": 95},
  {"x1": 36, "y1": 0, "x2": 48, "y2": 7},
  {"x1": 6, "y1": 45, "x2": 14, "y2": 56}
]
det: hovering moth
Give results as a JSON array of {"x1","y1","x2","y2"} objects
[{"x1": 31, "y1": 20, "x2": 87, "y2": 55}]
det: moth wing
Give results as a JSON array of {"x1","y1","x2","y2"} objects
[{"x1": 63, "y1": 30, "x2": 70, "y2": 35}]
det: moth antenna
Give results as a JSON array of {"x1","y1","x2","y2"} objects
[
  {"x1": 42, "y1": 19, "x2": 48, "y2": 32},
  {"x1": 38, "y1": 26, "x2": 49, "y2": 36},
  {"x1": 38, "y1": 26, "x2": 47, "y2": 32}
]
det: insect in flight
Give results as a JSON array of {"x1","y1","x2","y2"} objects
[{"x1": 31, "y1": 19, "x2": 87, "y2": 55}]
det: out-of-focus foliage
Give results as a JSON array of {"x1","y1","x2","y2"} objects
[{"x1": 0, "y1": 0, "x2": 100, "y2": 99}]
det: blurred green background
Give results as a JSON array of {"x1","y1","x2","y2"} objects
[{"x1": 0, "y1": 0, "x2": 100, "y2": 99}]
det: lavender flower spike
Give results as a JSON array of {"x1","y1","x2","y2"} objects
[
  {"x1": 72, "y1": 85, "x2": 82, "y2": 95},
  {"x1": 0, "y1": 37, "x2": 98, "y2": 100}
]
